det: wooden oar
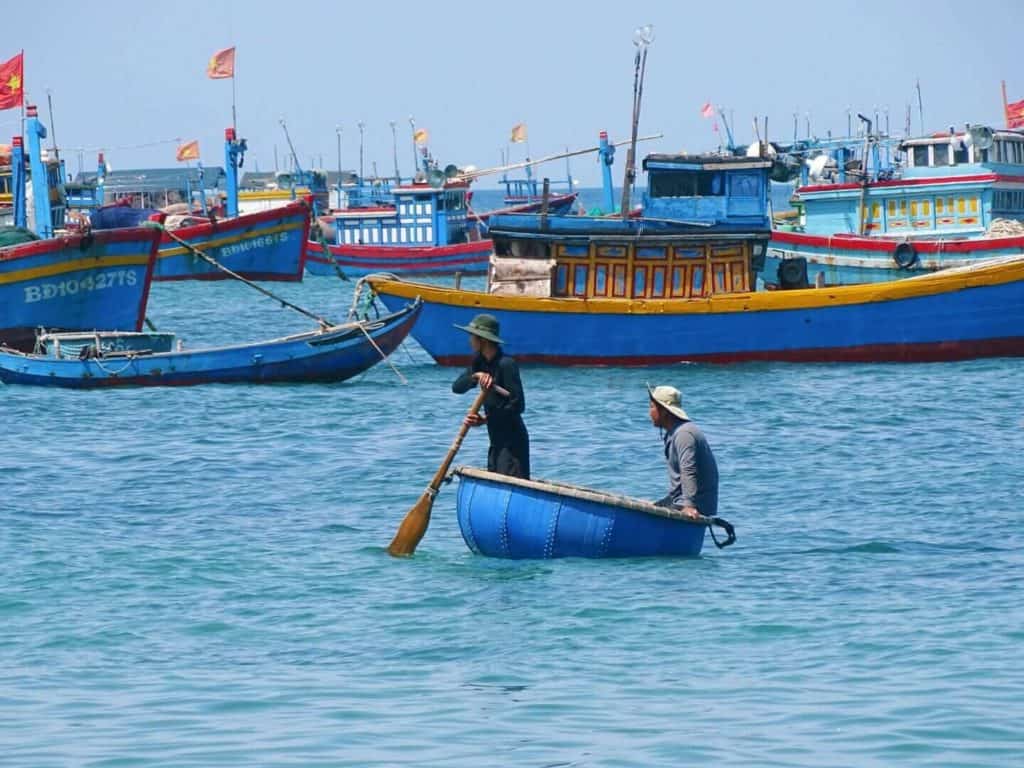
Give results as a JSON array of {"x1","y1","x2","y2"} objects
[{"x1": 387, "y1": 387, "x2": 490, "y2": 557}]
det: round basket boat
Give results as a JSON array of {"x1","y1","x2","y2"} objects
[{"x1": 453, "y1": 467, "x2": 734, "y2": 559}]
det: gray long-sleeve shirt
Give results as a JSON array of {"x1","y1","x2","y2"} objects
[{"x1": 662, "y1": 421, "x2": 719, "y2": 516}]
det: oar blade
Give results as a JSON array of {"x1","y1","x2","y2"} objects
[{"x1": 387, "y1": 491, "x2": 434, "y2": 557}]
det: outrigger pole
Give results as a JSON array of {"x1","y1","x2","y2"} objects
[{"x1": 453, "y1": 133, "x2": 661, "y2": 184}]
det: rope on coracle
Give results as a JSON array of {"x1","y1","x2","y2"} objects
[{"x1": 147, "y1": 221, "x2": 336, "y2": 327}]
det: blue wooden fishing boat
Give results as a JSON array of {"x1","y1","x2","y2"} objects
[
  {"x1": 1, "y1": 121, "x2": 161, "y2": 352},
  {"x1": 0, "y1": 300, "x2": 420, "y2": 388},
  {"x1": 453, "y1": 467, "x2": 735, "y2": 559},
  {"x1": 79, "y1": 128, "x2": 310, "y2": 282},
  {"x1": 305, "y1": 176, "x2": 492, "y2": 277},
  {"x1": 365, "y1": 146, "x2": 1024, "y2": 364},
  {"x1": 764, "y1": 122, "x2": 1024, "y2": 286}
]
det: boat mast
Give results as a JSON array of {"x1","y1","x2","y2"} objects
[{"x1": 620, "y1": 24, "x2": 654, "y2": 218}]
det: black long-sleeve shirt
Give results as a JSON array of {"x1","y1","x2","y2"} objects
[{"x1": 452, "y1": 350, "x2": 529, "y2": 477}]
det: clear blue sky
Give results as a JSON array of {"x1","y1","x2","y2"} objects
[{"x1": 4, "y1": 0, "x2": 1022, "y2": 186}]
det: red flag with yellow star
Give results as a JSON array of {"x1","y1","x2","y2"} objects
[
  {"x1": 206, "y1": 47, "x2": 235, "y2": 80},
  {"x1": 0, "y1": 52, "x2": 24, "y2": 111}
]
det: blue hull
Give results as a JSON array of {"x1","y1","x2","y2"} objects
[
  {"x1": 0, "y1": 228, "x2": 160, "y2": 352},
  {"x1": 454, "y1": 468, "x2": 708, "y2": 558},
  {"x1": 155, "y1": 203, "x2": 309, "y2": 282},
  {"x1": 0, "y1": 301, "x2": 420, "y2": 388},
  {"x1": 368, "y1": 257, "x2": 1024, "y2": 364}
]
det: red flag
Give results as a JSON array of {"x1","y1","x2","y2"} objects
[
  {"x1": 700, "y1": 102, "x2": 714, "y2": 119},
  {"x1": 0, "y1": 52, "x2": 24, "y2": 111},
  {"x1": 1007, "y1": 97, "x2": 1024, "y2": 129},
  {"x1": 206, "y1": 46, "x2": 235, "y2": 79},
  {"x1": 175, "y1": 140, "x2": 200, "y2": 162}
]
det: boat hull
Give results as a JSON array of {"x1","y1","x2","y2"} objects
[
  {"x1": 472, "y1": 192, "x2": 579, "y2": 226},
  {"x1": 155, "y1": 202, "x2": 309, "y2": 282},
  {"x1": 0, "y1": 301, "x2": 420, "y2": 388},
  {"x1": 304, "y1": 239, "x2": 492, "y2": 277},
  {"x1": 766, "y1": 230, "x2": 1024, "y2": 286},
  {"x1": 367, "y1": 257, "x2": 1024, "y2": 365},
  {"x1": 0, "y1": 228, "x2": 159, "y2": 351},
  {"x1": 455, "y1": 467, "x2": 707, "y2": 558}
]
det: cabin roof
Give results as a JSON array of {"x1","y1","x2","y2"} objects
[
  {"x1": 643, "y1": 154, "x2": 773, "y2": 172},
  {"x1": 901, "y1": 128, "x2": 1024, "y2": 147}
]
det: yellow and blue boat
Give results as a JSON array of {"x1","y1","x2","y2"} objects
[{"x1": 365, "y1": 148, "x2": 1024, "y2": 365}]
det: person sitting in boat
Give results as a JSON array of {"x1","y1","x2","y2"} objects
[
  {"x1": 452, "y1": 314, "x2": 530, "y2": 479},
  {"x1": 648, "y1": 384, "x2": 718, "y2": 521}
]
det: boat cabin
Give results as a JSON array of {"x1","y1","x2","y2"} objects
[
  {"x1": 486, "y1": 153, "x2": 772, "y2": 299},
  {"x1": 331, "y1": 181, "x2": 479, "y2": 247},
  {"x1": 793, "y1": 128, "x2": 1024, "y2": 239}
]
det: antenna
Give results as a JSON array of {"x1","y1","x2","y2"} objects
[
  {"x1": 915, "y1": 78, "x2": 924, "y2": 134},
  {"x1": 357, "y1": 121, "x2": 365, "y2": 181},
  {"x1": 46, "y1": 89, "x2": 60, "y2": 163},
  {"x1": 620, "y1": 24, "x2": 654, "y2": 218},
  {"x1": 279, "y1": 117, "x2": 303, "y2": 175}
]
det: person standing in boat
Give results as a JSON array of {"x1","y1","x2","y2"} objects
[
  {"x1": 452, "y1": 314, "x2": 530, "y2": 479},
  {"x1": 648, "y1": 384, "x2": 718, "y2": 520}
]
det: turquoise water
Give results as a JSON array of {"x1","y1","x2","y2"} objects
[{"x1": 3, "y1": 191, "x2": 1024, "y2": 765}]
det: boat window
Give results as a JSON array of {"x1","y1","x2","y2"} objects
[
  {"x1": 692, "y1": 265, "x2": 705, "y2": 295},
  {"x1": 594, "y1": 264, "x2": 608, "y2": 295},
  {"x1": 612, "y1": 264, "x2": 627, "y2": 296},
  {"x1": 573, "y1": 265, "x2": 589, "y2": 297},
  {"x1": 953, "y1": 143, "x2": 969, "y2": 165},
  {"x1": 633, "y1": 266, "x2": 647, "y2": 296},
  {"x1": 651, "y1": 266, "x2": 667, "y2": 297},
  {"x1": 932, "y1": 143, "x2": 949, "y2": 166},
  {"x1": 730, "y1": 173, "x2": 759, "y2": 197},
  {"x1": 913, "y1": 145, "x2": 929, "y2": 167},
  {"x1": 555, "y1": 264, "x2": 569, "y2": 295},
  {"x1": 649, "y1": 170, "x2": 725, "y2": 197}
]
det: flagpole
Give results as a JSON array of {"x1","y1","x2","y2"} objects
[
  {"x1": 231, "y1": 72, "x2": 237, "y2": 132},
  {"x1": 1003, "y1": 80, "x2": 1010, "y2": 127},
  {"x1": 19, "y1": 50, "x2": 25, "y2": 148}
]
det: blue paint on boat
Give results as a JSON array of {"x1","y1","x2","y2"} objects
[
  {"x1": 0, "y1": 300, "x2": 419, "y2": 388},
  {"x1": 369, "y1": 257, "x2": 1024, "y2": 364},
  {"x1": 454, "y1": 467, "x2": 723, "y2": 559},
  {"x1": 765, "y1": 126, "x2": 1024, "y2": 285},
  {"x1": 0, "y1": 227, "x2": 160, "y2": 352},
  {"x1": 153, "y1": 201, "x2": 310, "y2": 282}
]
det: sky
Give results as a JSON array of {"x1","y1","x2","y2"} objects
[{"x1": 3, "y1": 0, "x2": 1023, "y2": 187}]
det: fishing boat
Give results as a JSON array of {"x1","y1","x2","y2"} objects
[
  {"x1": 81, "y1": 128, "x2": 310, "y2": 282},
  {"x1": 1, "y1": 130, "x2": 161, "y2": 352},
  {"x1": 0, "y1": 299, "x2": 420, "y2": 388},
  {"x1": 453, "y1": 467, "x2": 735, "y2": 559},
  {"x1": 764, "y1": 122, "x2": 1024, "y2": 286},
  {"x1": 302, "y1": 132, "x2": 648, "y2": 278},
  {"x1": 364, "y1": 148, "x2": 1024, "y2": 364}
]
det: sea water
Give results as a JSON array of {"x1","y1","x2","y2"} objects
[{"x1": 2, "y1": 189, "x2": 1022, "y2": 766}]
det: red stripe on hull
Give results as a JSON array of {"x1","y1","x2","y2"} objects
[
  {"x1": 0, "y1": 227, "x2": 161, "y2": 262},
  {"x1": 433, "y1": 337, "x2": 1024, "y2": 366},
  {"x1": 772, "y1": 230, "x2": 1024, "y2": 255},
  {"x1": 308, "y1": 239, "x2": 492, "y2": 259}
]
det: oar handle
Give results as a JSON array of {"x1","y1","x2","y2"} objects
[{"x1": 427, "y1": 388, "x2": 488, "y2": 491}]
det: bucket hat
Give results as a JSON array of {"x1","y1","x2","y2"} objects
[
  {"x1": 454, "y1": 313, "x2": 504, "y2": 344},
  {"x1": 647, "y1": 383, "x2": 689, "y2": 421}
]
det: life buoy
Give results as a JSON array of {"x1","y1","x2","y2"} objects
[
  {"x1": 778, "y1": 257, "x2": 808, "y2": 288},
  {"x1": 893, "y1": 242, "x2": 918, "y2": 269}
]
